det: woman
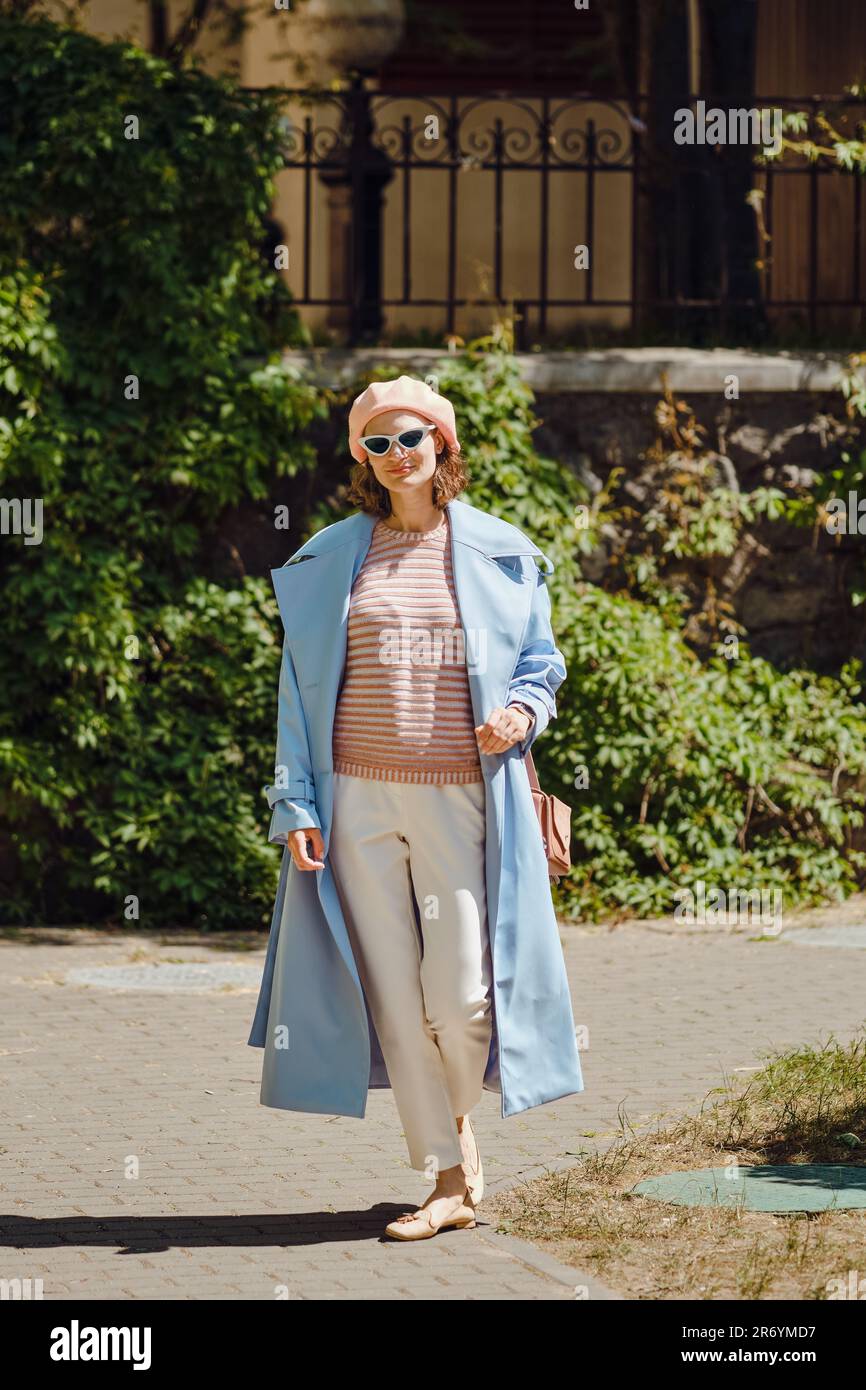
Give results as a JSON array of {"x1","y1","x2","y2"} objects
[{"x1": 248, "y1": 375, "x2": 584, "y2": 1241}]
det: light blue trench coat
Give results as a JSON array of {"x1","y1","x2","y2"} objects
[{"x1": 247, "y1": 496, "x2": 585, "y2": 1119}]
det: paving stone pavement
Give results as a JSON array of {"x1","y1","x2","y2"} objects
[{"x1": 1, "y1": 922, "x2": 864, "y2": 1301}]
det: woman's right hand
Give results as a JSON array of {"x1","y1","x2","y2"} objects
[{"x1": 287, "y1": 827, "x2": 325, "y2": 870}]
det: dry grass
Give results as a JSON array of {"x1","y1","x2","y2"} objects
[{"x1": 487, "y1": 1031, "x2": 866, "y2": 1299}]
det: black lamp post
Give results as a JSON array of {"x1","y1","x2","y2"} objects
[{"x1": 319, "y1": 73, "x2": 394, "y2": 344}]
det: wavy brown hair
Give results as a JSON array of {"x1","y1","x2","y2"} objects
[{"x1": 346, "y1": 442, "x2": 469, "y2": 517}]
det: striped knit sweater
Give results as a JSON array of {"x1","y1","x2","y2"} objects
[{"x1": 332, "y1": 512, "x2": 484, "y2": 784}]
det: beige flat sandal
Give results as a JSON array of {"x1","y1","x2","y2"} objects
[
  {"x1": 459, "y1": 1116, "x2": 484, "y2": 1205},
  {"x1": 384, "y1": 1188, "x2": 477, "y2": 1241}
]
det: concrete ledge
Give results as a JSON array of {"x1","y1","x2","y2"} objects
[
  {"x1": 472, "y1": 1223, "x2": 624, "y2": 1299},
  {"x1": 282, "y1": 346, "x2": 862, "y2": 393},
  {"x1": 476, "y1": 1137, "x2": 630, "y2": 1300}
]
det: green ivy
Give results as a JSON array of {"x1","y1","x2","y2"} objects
[{"x1": 0, "y1": 17, "x2": 323, "y2": 926}]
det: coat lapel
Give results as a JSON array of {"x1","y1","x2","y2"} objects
[
  {"x1": 446, "y1": 498, "x2": 545, "y2": 731},
  {"x1": 270, "y1": 511, "x2": 375, "y2": 781}
]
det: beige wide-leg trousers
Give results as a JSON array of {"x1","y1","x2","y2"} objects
[{"x1": 328, "y1": 771, "x2": 493, "y2": 1174}]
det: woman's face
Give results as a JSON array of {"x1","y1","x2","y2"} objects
[{"x1": 360, "y1": 409, "x2": 444, "y2": 496}]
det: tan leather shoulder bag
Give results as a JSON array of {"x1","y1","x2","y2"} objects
[{"x1": 524, "y1": 749, "x2": 572, "y2": 881}]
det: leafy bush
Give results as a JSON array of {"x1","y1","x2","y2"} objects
[
  {"x1": 0, "y1": 17, "x2": 322, "y2": 926},
  {"x1": 552, "y1": 587, "x2": 866, "y2": 918}
]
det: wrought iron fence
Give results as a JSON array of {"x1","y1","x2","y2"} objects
[{"x1": 260, "y1": 83, "x2": 866, "y2": 346}]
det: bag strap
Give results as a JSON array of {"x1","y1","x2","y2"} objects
[{"x1": 524, "y1": 748, "x2": 542, "y2": 793}]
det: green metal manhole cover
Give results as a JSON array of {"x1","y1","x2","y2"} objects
[{"x1": 632, "y1": 1165, "x2": 866, "y2": 1212}]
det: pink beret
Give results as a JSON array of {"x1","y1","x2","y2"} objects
[{"x1": 348, "y1": 375, "x2": 460, "y2": 463}]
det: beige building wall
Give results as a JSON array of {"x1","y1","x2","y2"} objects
[
  {"x1": 48, "y1": 0, "x2": 146, "y2": 47},
  {"x1": 755, "y1": 0, "x2": 866, "y2": 333},
  {"x1": 48, "y1": 0, "x2": 245, "y2": 72}
]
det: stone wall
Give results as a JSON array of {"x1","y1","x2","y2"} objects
[{"x1": 533, "y1": 387, "x2": 866, "y2": 672}]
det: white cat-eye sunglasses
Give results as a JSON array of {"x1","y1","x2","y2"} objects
[{"x1": 359, "y1": 422, "x2": 438, "y2": 457}]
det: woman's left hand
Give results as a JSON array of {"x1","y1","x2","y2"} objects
[{"x1": 475, "y1": 705, "x2": 532, "y2": 754}]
